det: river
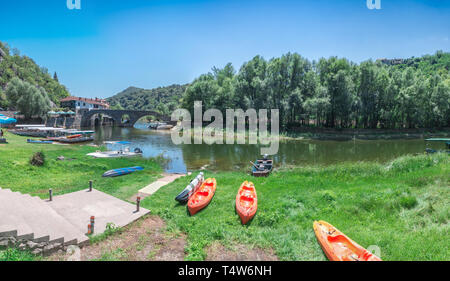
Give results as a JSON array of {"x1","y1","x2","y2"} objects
[{"x1": 92, "y1": 123, "x2": 441, "y2": 173}]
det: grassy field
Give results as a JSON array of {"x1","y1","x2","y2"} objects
[
  {"x1": 143, "y1": 153, "x2": 449, "y2": 261},
  {"x1": 0, "y1": 131, "x2": 162, "y2": 200}
]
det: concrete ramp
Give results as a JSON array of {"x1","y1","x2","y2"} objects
[
  {"x1": 47, "y1": 189, "x2": 150, "y2": 235},
  {"x1": 0, "y1": 187, "x2": 149, "y2": 255}
]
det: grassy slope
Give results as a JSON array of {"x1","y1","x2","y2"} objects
[
  {"x1": 143, "y1": 153, "x2": 449, "y2": 261},
  {"x1": 0, "y1": 132, "x2": 162, "y2": 200}
]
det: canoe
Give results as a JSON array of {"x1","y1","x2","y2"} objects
[
  {"x1": 27, "y1": 139, "x2": 53, "y2": 144},
  {"x1": 187, "y1": 178, "x2": 216, "y2": 215},
  {"x1": 87, "y1": 150, "x2": 142, "y2": 158},
  {"x1": 175, "y1": 172, "x2": 204, "y2": 203},
  {"x1": 67, "y1": 134, "x2": 82, "y2": 139},
  {"x1": 57, "y1": 136, "x2": 94, "y2": 143},
  {"x1": 102, "y1": 166, "x2": 144, "y2": 177},
  {"x1": 313, "y1": 220, "x2": 382, "y2": 261},
  {"x1": 235, "y1": 181, "x2": 257, "y2": 225},
  {"x1": 251, "y1": 159, "x2": 273, "y2": 177}
]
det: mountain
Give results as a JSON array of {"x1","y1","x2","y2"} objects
[
  {"x1": 0, "y1": 41, "x2": 70, "y2": 108},
  {"x1": 107, "y1": 84, "x2": 188, "y2": 116}
]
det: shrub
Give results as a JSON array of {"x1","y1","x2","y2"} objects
[
  {"x1": 30, "y1": 151, "x2": 45, "y2": 166},
  {"x1": 399, "y1": 195, "x2": 418, "y2": 209}
]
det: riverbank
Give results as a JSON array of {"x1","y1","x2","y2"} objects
[
  {"x1": 0, "y1": 131, "x2": 163, "y2": 200},
  {"x1": 142, "y1": 153, "x2": 449, "y2": 261},
  {"x1": 1, "y1": 131, "x2": 449, "y2": 261}
]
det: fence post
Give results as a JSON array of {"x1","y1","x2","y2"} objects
[
  {"x1": 49, "y1": 189, "x2": 53, "y2": 201},
  {"x1": 89, "y1": 180, "x2": 93, "y2": 192}
]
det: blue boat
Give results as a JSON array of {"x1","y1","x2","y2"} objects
[
  {"x1": 27, "y1": 139, "x2": 53, "y2": 144},
  {"x1": 102, "y1": 166, "x2": 144, "y2": 177}
]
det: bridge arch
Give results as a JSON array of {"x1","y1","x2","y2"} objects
[{"x1": 80, "y1": 109, "x2": 173, "y2": 127}]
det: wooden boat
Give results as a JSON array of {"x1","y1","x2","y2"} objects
[
  {"x1": 87, "y1": 149, "x2": 142, "y2": 158},
  {"x1": 57, "y1": 136, "x2": 94, "y2": 143},
  {"x1": 251, "y1": 159, "x2": 273, "y2": 177},
  {"x1": 175, "y1": 172, "x2": 204, "y2": 204},
  {"x1": 313, "y1": 220, "x2": 382, "y2": 261},
  {"x1": 102, "y1": 166, "x2": 144, "y2": 177},
  {"x1": 187, "y1": 178, "x2": 216, "y2": 215},
  {"x1": 235, "y1": 181, "x2": 257, "y2": 225}
]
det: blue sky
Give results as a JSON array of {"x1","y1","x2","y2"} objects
[{"x1": 1, "y1": 0, "x2": 449, "y2": 98}]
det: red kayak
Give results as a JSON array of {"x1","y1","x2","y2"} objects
[
  {"x1": 188, "y1": 178, "x2": 216, "y2": 215},
  {"x1": 235, "y1": 181, "x2": 257, "y2": 225}
]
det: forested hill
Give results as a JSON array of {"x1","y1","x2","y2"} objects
[
  {"x1": 107, "y1": 84, "x2": 188, "y2": 116},
  {"x1": 0, "y1": 41, "x2": 70, "y2": 108},
  {"x1": 183, "y1": 51, "x2": 450, "y2": 129}
]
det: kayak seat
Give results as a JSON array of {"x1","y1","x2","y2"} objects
[
  {"x1": 242, "y1": 185, "x2": 254, "y2": 191},
  {"x1": 197, "y1": 191, "x2": 209, "y2": 197}
]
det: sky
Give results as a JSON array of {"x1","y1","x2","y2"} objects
[{"x1": 1, "y1": 0, "x2": 449, "y2": 98}]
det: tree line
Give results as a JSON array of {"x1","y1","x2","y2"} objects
[{"x1": 182, "y1": 51, "x2": 450, "y2": 129}]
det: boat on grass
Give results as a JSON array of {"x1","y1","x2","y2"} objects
[
  {"x1": 236, "y1": 181, "x2": 257, "y2": 225},
  {"x1": 102, "y1": 166, "x2": 144, "y2": 177},
  {"x1": 188, "y1": 178, "x2": 216, "y2": 215},
  {"x1": 87, "y1": 148, "x2": 143, "y2": 158},
  {"x1": 313, "y1": 220, "x2": 382, "y2": 261},
  {"x1": 27, "y1": 139, "x2": 53, "y2": 144},
  {"x1": 175, "y1": 172, "x2": 204, "y2": 203}
]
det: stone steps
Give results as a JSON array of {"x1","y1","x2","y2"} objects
[{"x1": 0, "y1": 186, "x2": 150, "y2": 256}]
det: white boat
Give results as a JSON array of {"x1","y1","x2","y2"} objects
[{"x1": 87, "y1": 147, "x2": 143, "y2": 158}]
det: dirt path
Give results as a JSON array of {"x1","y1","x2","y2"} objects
[
  {"x1": 47, "y1": 215, "x2": 186, "y2": 261},
  {"x1": 206, "y1": 241, "x2": 278, "y2": 261}
]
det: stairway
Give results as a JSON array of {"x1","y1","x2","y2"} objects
[{"x1": 0, "y1": 187, "x2": 89, "y2": 255}]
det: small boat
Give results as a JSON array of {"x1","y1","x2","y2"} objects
[
  {"x1": 235, "y1": 181, "x2": 257, "y2": 225},
  {"x1": 57, "y1": 136, "x2": 94, "y2": 143},
  {"x1": 175, "y1": 172, "x2": 204, "y2": 203},
  {"x1": 313, "y1": 220, "x2": 382, "y2": 261},
  {"x1": 187, "y1": 178, "x2": 216, "y2": 215},
  {"x1": 67, "y1": 134, "x2": 82, "y2": 139},
  {"x1": 102, "y1": 166, "x2": 144, "y2": 177},
  {"x1": 251, "y1": 157, "x2": 273, "y2": 177},
  {"x1": 87, "y1": 148, "x2": 143, "y2": 158},
  {"x1": 27, "y1": 139, "x2": 53, "y2": 144},
  {"x1": 425, "y1": 138, "x2": 450, "y2": 154}
]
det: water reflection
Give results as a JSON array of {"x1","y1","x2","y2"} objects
[{"x1": 91, "y1": 124, "x2": 437, "y2": 173}]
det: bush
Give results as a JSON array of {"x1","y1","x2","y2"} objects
[
  {"x1": 30, "y1": 151, "x2": 45, "y2": 166},
  {"x1": 399, "y1": 195, "x2": 418, "y2": 209}
]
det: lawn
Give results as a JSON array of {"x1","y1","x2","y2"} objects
[
  {"x1": 142, "y1": 152, "x2": 449, "y2": 261},
  {"x1": 0, "y1": 131, "x2": 162, "y2": 201}
]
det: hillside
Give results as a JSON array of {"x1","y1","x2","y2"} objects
[
  {"x1": 0, "y1": 42, "x2": 70, "y2": 108},
  {"x1": 107, "y1": 84, "x2": 188, "y2": 116}
]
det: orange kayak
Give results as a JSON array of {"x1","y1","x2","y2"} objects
[
  {"x1": 236, "y1": 181, "x2": 257, "y2": 225},
  {"x1": 67, "y1": 134, "x2": 82, "y2": 139},
  {"x1": 313, "y1": 220, "x2": 381, "y2": 261},
  {"x1": 188, "y1": 178, "x2": 216, "y2": 215}
]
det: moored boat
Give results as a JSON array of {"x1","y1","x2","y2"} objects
[
  {"x1": 313, "y1": 220, "x2": 382, "y2": 261},
  {"x1": 102, "y1": 166, "x2": 144, "y2": 177},
  {"x1": 175, "y1": 172, "x2": 204, "y2": 203},
  {"x1": 251, "y1": 156, "x2": 273, "y2": 177},
  {"x1": 235, "y1": 181, "x2": 257, "y2": 225},
  {"x1": 27, "y1": 139, "x2": 53, "y2": 144},
  {"x1": 187, "y1": 178, "x2": 216, "y2": 215}
]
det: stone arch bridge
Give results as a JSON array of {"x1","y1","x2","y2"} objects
[{"x1": 80, "y1": 109, "x2": 174, "y2": 127}]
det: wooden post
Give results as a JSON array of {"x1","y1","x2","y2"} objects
[
  {"x1": 90, "y1": 216, "x2": 95, "y2": 234},
  {"x1": 49, "y1": 189, "x2": 53, "y2": 201},
  {"x1": 89, "y1": 180, "x2": 93, "y2": 192},
  {"x1": 136, "y1": 196, "x2": 141, "y2": 212}
]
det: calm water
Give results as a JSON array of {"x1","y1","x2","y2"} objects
[{"x1": 92, "y1": 124, "x2": 441, "y2": 173}]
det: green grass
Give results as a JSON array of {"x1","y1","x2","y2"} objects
[
  {"x1": 142, "y1": 153, "x2": 450, "y2": 261},
  {"x1": 0, "y1": 131, "x2": 163, "y2": 200},
  {"x1": 0, "y1": 248, "x2": 40, "y2": 261}
]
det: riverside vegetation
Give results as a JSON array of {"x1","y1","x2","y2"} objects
[{"x1": 0, "y1": 131, "x2": 448, "y2": 261}]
